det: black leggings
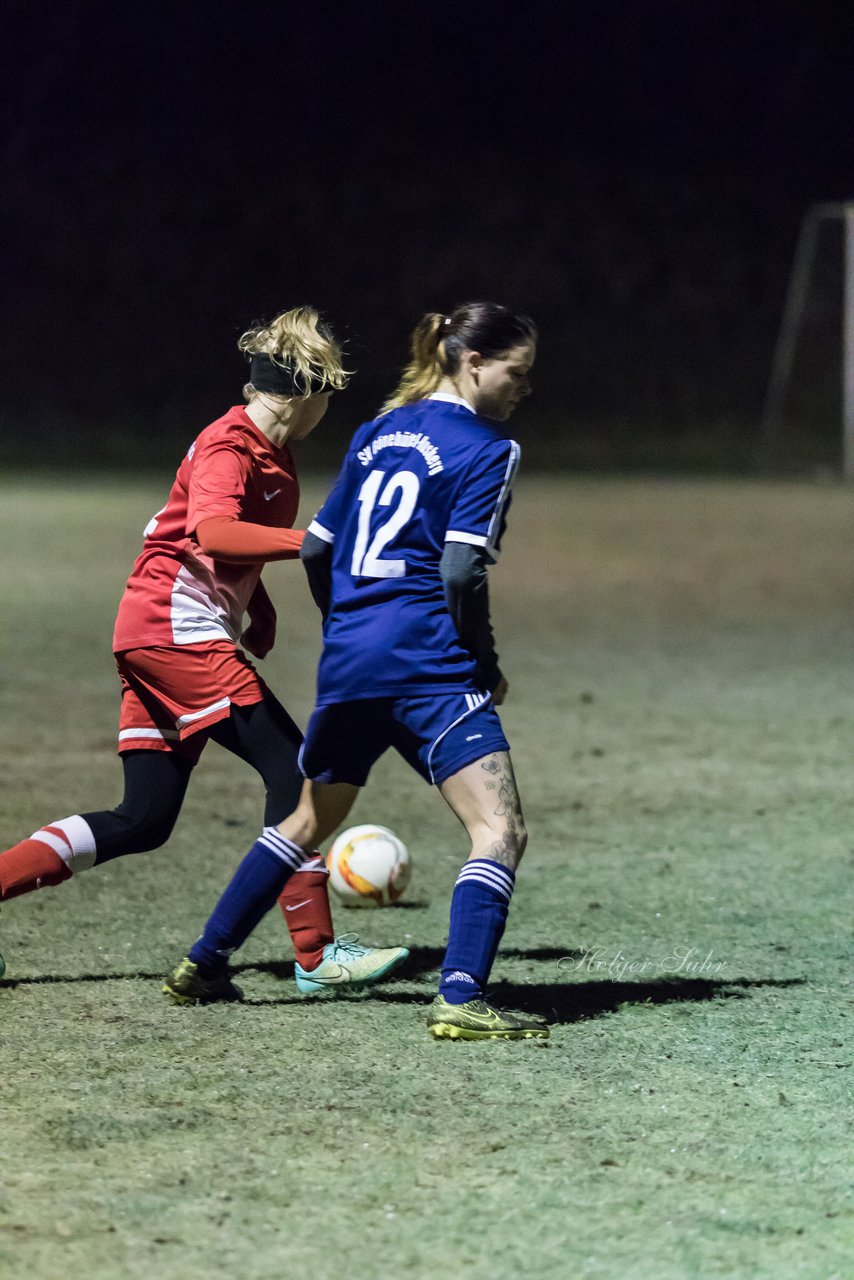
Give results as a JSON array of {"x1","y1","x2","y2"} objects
[{"x1": 85, "y1": 693, "x2": 304, "y2": 865}]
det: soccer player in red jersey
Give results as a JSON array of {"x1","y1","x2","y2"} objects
[{"x1": 0, "y1": 307, "x2": 407, "y2": 997}]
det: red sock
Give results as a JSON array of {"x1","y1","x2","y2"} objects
[
  {"x1": 0, "y1": 829, "x2": 73, "y2": 900},
  {"x1": 278, "y1": 864, "x2": 334, "y2": 970}
]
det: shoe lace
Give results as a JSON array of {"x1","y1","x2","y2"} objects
[{"x1": 330, "y1": 932, "x2": 368, "y2": 961}]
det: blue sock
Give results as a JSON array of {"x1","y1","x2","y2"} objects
[
  {"x1": 439, "y1": 859, "x2": 516, "y2": 1003},
  {"x1": 189, "y1": 828, "x2": 307, "y2": 974}
]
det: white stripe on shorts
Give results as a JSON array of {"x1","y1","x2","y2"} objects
[
  {"x1": 464, "y1": 691, "x2": 489, "y2": 713},
  {"x1": 426, "y1": 691, "x2": 492, "y2": 784},
  {"x1": 118, "y1": 727, "x2": 181, "y2": 742},
  {"x1": 176, "y1": 696, "x2": 231, "y2": 728}
]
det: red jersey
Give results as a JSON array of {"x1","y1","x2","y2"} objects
[{"x1": 113, "y1": 407, "x2": 300, "y2": 651}]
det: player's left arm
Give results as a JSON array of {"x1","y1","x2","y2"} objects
[
  {"x1": 240, "y1": 576, "x2": 277, "y2": 659},
  {"x1": 442, "y1": 438, "x2": 520, "y2": 700},
  {"x1": 300, "y1": 530, "x2": 333, "y2": 620},
  {"x1": 440, "y1": 542, "x2": 503, "y2": 696}
]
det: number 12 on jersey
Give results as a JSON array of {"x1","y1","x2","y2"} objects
[{"x1": 351, "y1": 469, "x2": 420, "y2": 579}]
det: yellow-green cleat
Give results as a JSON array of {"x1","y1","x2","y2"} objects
[
  {"x1": 427, "y1": 994, "x2": 550, "y2": 1041},
  {"x1": 162, "y1": 957, "x2": 243, "y2": 1006}
]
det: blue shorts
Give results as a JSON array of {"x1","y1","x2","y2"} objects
[{"x1": 300, "y1": 690, "x2": 510, "y2": 787}]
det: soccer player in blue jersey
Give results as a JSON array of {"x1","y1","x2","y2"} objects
[{"x1": 166, "y1": 301, "x2": 548, "y2": 1040}]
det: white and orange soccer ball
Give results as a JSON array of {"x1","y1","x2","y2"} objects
[{"x1": 326, "y1": 824, "x2": 411, "y2": 907}]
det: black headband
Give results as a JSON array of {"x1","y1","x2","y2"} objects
[{"x1": 249, "y1": 353, "x2": 327, "y2": 396}]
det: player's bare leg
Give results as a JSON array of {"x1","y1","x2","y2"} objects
[
  {"x1": 428, "y1": 750, "x2": 547, "y2": 1039},
  {"x1": 269, "y1": 779, "x2": 409, "y2": 994},
  {"x1": 212, "y1": 695, "x2": 342, "y2": 970},
  {"x1": 164, "y1": 771, "x2": 409, "y2": 1001},
  {"x1": 276, "y1": 779, "x2": 360, "y2": 852},
  {"x1": 438, "y1": 751, "x2": 527, "y2": 870}
]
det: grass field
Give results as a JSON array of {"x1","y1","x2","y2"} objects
[{"x1": 1, "y1": 473, "x2": 852, "y2": 1280}]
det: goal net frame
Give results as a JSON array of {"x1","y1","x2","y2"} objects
[{"x1": 760, "y1": 202, "x2": 854, "y2": 475}]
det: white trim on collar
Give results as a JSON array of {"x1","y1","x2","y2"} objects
[{"x1": 428, "y1": 392, "x2": 476, "y2": 415}]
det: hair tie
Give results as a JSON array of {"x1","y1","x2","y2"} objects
[{"x1": 443, "y1": 316, "x2": 452, "y2": 328}]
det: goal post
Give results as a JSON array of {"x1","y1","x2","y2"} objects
[
  {"x1": 760, "y1": 202, "x2": 854, "y2": 476},
  {"x1": 846, "y1": 206, "x2": 854, "y2": 475}
]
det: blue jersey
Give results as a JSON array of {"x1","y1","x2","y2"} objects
[{"x1": 308, "y1": 394, "x2": 519, "y2": 703}]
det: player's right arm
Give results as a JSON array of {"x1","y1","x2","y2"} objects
[
  {"x1": 195, "y1": 517, "x2": 304, "y2": 563},
  {"x1": 299, "y1": 448, "x2": 356, "y2": 619}
]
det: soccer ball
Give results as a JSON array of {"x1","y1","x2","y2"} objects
[{"x1": 327, "y1": 824, "x2": 411, "y2": 907}]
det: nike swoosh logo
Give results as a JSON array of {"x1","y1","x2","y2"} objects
[
  {"x1": 306, "y1": 967, "x2": 350, "y2": 985},
  {"x1": 461, "y1": 1010, "x2": 504, "y2": 1027},
  {"x1": 285, "y1": 899, "x2": 312, "y2": 911},
  {"x1": 264, "y1": 489, "x2": 282, "y2": 501}
]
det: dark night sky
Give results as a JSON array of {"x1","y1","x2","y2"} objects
[{"x1": 3, "y1": 1, "x2": 854, "y2": 462}]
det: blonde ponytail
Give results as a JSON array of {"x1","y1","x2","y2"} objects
[{"x1": 379, "y1": 312, "x2": 448, "y2": 414}]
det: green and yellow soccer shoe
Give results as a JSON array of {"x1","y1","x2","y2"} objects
[{"x1": 427, "y1": 994, "x2": 549, "y2": 1041}]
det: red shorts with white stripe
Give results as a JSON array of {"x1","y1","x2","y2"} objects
[{"x1": 115, "y1": 641, "x2": 267, "y2": 763}]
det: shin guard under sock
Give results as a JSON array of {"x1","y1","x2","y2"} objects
[{"x1": 439, "y1": 859, "x2": 516, "y2": 1004}]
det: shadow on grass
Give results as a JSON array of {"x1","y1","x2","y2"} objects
[
  {"x1": 235, "y1": 946, "x2": 807, "y2": 1022},
  {"x1": 0, "y1": 947, "x2": 570, "y2": 988},
  {"x1": 338, "y1": 974, "x2": 807, "y2": 1024},
  {"x1": 482, "y1": 975, "x2": 806, "y2": 1025},
  {"x1": 1, "y1": 944, "x2": 806, "y2": 1027},
  {"x1": 232, "y1": 946, "x2": 579, "y2": 985}
]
